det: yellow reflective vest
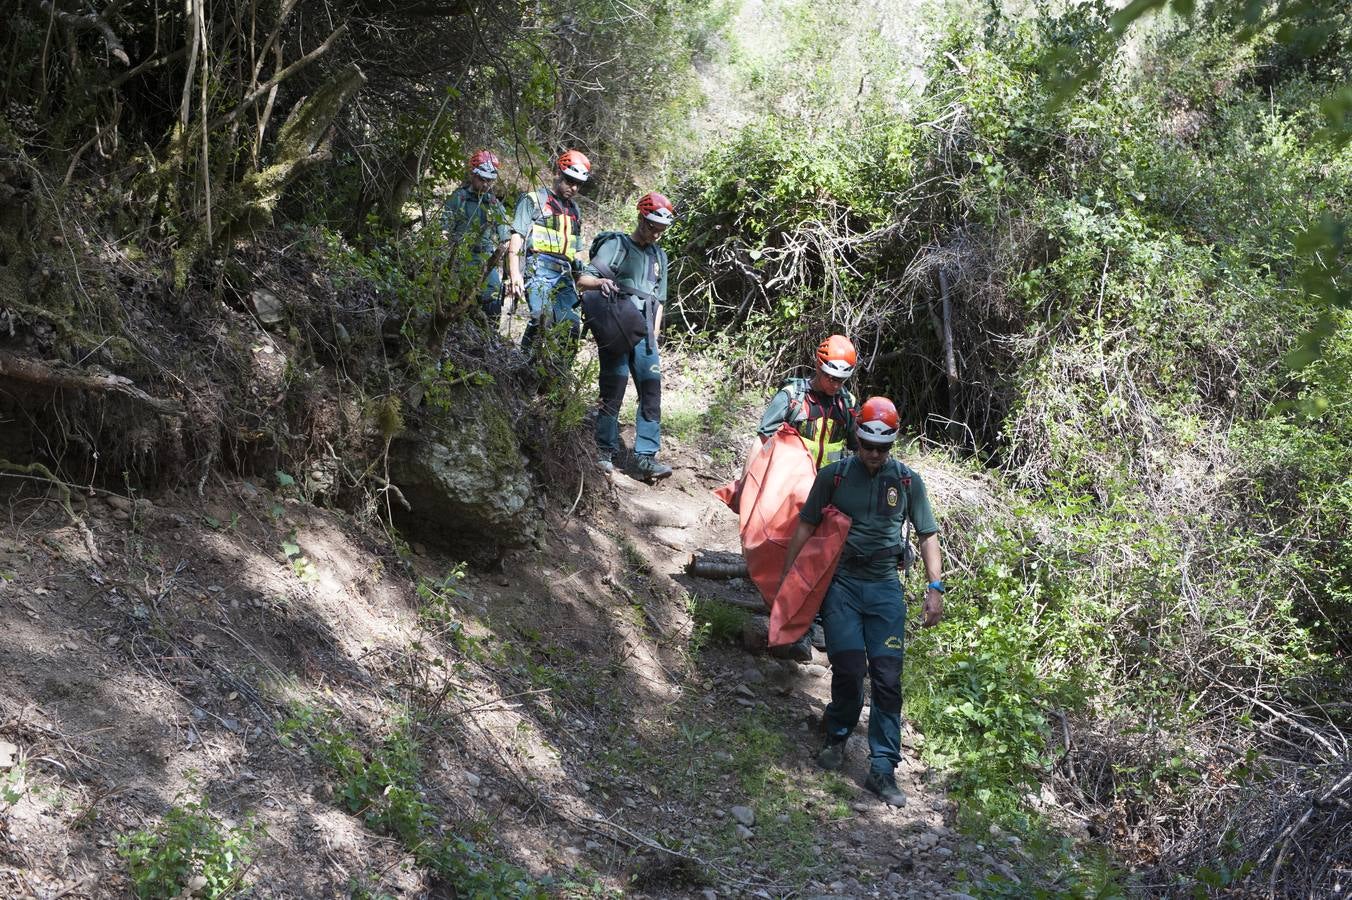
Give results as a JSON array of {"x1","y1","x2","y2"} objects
[{"x1": 520, "y1": 188, "x2": 582, "y2": 262}]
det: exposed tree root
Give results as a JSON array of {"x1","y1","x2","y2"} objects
[
  {"x1": 0, "y1": 351, "x2": 184, "y2": 417},
  {"x1": 0, "y1": 460, "x2": 102, "y2": 564}
]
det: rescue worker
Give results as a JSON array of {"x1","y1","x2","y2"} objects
[
  {"x1": 761, "y1": 334, "x2": 861, "y2": 658},
  {"x1": 780, "y1": 397, "x2": 945, "y2": 807},
  {"x1": 441, "y1": 150, "x2": 510, "y2": 318},
  {"x1": 507, "y1": 150, "x2": 591, "y2": 352},
  {"x1": 578, "y1": 192, "x2": 675, "y2": 483},
  {"x1": 759, "y1": 335, "x2": 861, "y2": 470}
]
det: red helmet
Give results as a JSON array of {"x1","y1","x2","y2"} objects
[
  {"x1": 815, "y1": 335, "x2": 857, "y2": 379},
  {"x1": 557, "y1": 150, "x2": 591, "y2": 183},
  {"x1": 637, "y1": 191, "x2": 676, "y2": 226},
  {"x1": 468, "y1": 149, "x2": 500, "y2": 180},
  {"x1": 857, "y1": 397, "x2": 900, "y2": 445}
]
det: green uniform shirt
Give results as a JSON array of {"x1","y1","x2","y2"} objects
[
  {"x1": 800, "y1": 457, "x2": 938, "y2": 581},
  {"x1": 583, "y1": 233, "x2": 668, "y2": 312},
  {"x1": 442, "y1": 185, "x2": 509, "y2": 257}
]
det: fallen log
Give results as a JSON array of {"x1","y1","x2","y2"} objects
[
  {"x1": 685, "y1": 549, "x2": 748, "y2": 580},
  {"x1": 686, "y1": 554, "x2": 749, "y2": 579},
  {"x1": 0, "y1": 351, "x2": 185, "y2": 417}
]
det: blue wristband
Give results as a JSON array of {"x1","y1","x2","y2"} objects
[{"x1": 927, "y1": 580, "x2": 945, "y2": 594}]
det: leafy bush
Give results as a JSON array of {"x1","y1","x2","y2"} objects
[{"x1": 118, "y1": 796, "x2": 261, "y2": 899}]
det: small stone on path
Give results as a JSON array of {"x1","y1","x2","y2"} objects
[
  {"x1": 730, "y1": 805, "x2": 755, "y2": 827},
  {"x1": 735, "y1": 824, "x2": 754, "y2": 840}
]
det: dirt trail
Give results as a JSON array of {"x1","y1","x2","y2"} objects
[{"x1": 0, "y1": 356, "x2": 1017, "y2": 898}]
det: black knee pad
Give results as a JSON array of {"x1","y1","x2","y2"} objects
[
  {"x1": 869, "y1": 655, "x2": 903, "y2": 714},
  {"x1": 598, "y1": 374, "x2": 627, "y2": 416},
  {"x1": 828, "y1": 649, "x2": 867, "y2": 695},
  {"x1": 637, "y1": 377, "x2": 662, "y2": 422}
]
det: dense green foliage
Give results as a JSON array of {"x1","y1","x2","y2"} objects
[{"x1": 674, "y1": 1, "x2": 1351, "y2": 892}]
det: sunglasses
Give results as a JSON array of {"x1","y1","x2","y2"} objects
[
  {"x1": 562, "y1": 175, "x2": 586, "y2": 188},
  {"x1": 857, "y1": 443, "x2": 891, "y2": 455}
]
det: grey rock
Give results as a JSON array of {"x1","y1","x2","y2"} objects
[
  {"x1": 251, "y1": 288, "x2": 286, "y2": 324},
  {"x1": 730, "y1": 805, "x2": 755, "y2": 827},
  {"x1": 464, "y1": 772, "x2": 482, "y2": 789},
  {"x1": 734, "y1": 684, "x2": 756, "y2": 699},
  {"x1": 220, "y1": 717, "x2": 240, "y2": 733},
  {"x1": 104, "y1": 494, "x2": 133, "y2": 512},
  {"x1": 933, "y1": 847, "x2": 954, "y2": 859},
  {"x1": 742, "y1": 667, "x2": 765, "y2": 684},
  {"x1": 387, "y1": 390, "x2": 541, "y2": 559},
  {"x1": 735, "y1": 824, "x2": 754, "y2": 840},
  {"x1": 741, "y1": 616, "x2": 769, "y2": 653},
  {"x1": 915, "y1": 831, "x2": 941, "y2": 850},
  {"x1": 803, "y1": 663, "x2": 829, "y2": 678}
]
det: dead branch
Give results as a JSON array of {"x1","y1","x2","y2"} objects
[
  {"x1": 35, "y1": 0, "x2": 129, "y2": 66},
  {"x1": 0, "y1": 351, "x2": 185, "y2": 417},
  {"x1": 208, "y1": 23, "x2": 350, "y2": 132},
  {"x1": 0, "y1": 460, "x2": 102, "y2": 564}
]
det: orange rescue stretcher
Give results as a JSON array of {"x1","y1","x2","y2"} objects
[{"x1": 714, "y1": 425, "x2": 851, "y2": 647}]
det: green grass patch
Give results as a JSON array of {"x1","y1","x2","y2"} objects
[{"x1": 280, "y1": 705, "x2": 543, "y2": 898}]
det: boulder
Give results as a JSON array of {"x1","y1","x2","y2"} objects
[{"x1": 387, "y1": 385, "x2": 540, "y2": 559}]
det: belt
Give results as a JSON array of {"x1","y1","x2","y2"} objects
[
  {"x1": 529, "y1": 253, "x2": 572, "y2": 272},
  {"x1": 838, "y1": 544, "x2": 904, "y2": 572}
]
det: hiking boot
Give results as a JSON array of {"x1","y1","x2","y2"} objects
[
  {"x1": 809, "y1": 623, "x2": 826, "y2": 651},
  {"x1": 631, "y1": 454, "x2": 672, "y2": 483},
  {"x1": 864, "y1": 768, "x2": 907, "y2": 807},
  {"x1": 769, "y1": 633, "x2": 813, "y2": 662},
  {"x1": 817, "y1": 738, "x2": 848, "y2": 772}
]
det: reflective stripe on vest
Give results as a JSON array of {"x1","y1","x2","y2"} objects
[
  {"x1": 529, "y1": 191, "x2": 581, "y2": 261},
  {"x1": 794, "y1": 391, "x2": 849, "y2": 469}
]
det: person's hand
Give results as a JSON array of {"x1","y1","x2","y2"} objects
[
  {"x1": 598, "y1": 277, "x2": 618, "y2": 296},
  {"x1": 508, "y1": 272, "x2": 525, "y2": 298},
  {"x1": 921, "y1": 588, "x2": 944, "y2": 627}
]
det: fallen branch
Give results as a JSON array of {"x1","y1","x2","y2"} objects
[
  {"x1": 0, "y1": 351, "x2": 185, "y2": 417},
  {"x1": 36, "y1": 0, "x2": 129, "y2": 66},
  {"x1": 0, "y1": 460, "x2": 102, "y2": 564},
  {"x1": 685, "y1": 553, "x2": 748, "y2": 579}
]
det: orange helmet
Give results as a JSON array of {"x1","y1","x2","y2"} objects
[
  {"x1": 468, "y1": 149, "x2": 500, "y2": 180},
  {"x1": 815, "y1": 335, "x2": 857, "y2": 379},
  {"x1": 557, "y1": 149, "x2": 591, "y2": 183},
  {"x1": 857, "y1": 397, "x2": 900, "y2": 445},
  {"x1": 637, "y1": 191, "x2": 676, "y2": 226}
]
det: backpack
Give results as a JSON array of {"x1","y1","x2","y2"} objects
[{"x1": 581, "y1": 233, "x2": 663, "y2": 356}]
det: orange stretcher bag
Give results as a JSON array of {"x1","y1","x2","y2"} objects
[{"x1": 714, "y1": 425, "x2": 851, "y2": 646}]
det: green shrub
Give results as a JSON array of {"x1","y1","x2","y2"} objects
[{"x1": 118, "y1": 796, "x2": 260, "y2": 899}]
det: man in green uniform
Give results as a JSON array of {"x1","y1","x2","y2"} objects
[
  {"x1": 577, "y1": 191, "x2": 675, "y2": 483},
  {"x1": 781, "y1": 396, "x2": 945, "y2": 807},
  {"x1": 758, "y1": 334, "x2": 861, "y2": 470},
  {"x1": 507, "y1": 150, "x2": 591, "y2": 352},
  {"x1": 442, "y1": 150, "x2": 510, "y2": 319}
]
